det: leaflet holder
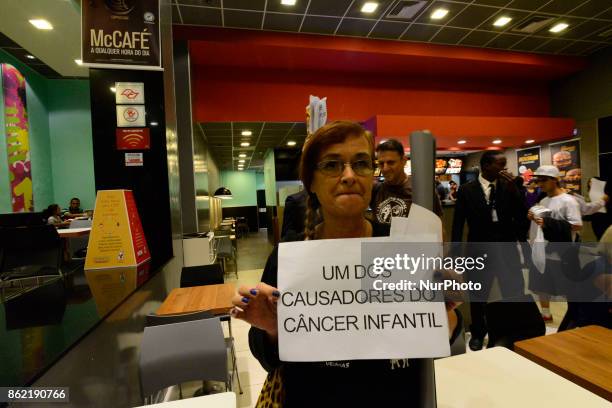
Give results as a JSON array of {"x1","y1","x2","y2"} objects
[{"x1": 410, "y1": 130, "x2": 438, "y2": 408}]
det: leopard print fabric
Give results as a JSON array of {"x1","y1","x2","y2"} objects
[{"x1": 255, "y1": 367, "x2": 284, "y2": 408}]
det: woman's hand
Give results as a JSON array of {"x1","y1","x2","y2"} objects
[
  {"x1": 445, "y1": 301, "x2": 461, "y2": 338},
  {"x1": 534, "y1": 217, "x2": 544, "y2": 227},
  {"x1": 527, "y1": 210, "x2": 535, "y2": 221},
  {"x1": 231, "y1": 282, "x2": 280, "y2": 339}
]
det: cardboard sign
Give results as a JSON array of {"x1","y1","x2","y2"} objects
[
  {"x1": 277, "y1": 236, "x2": 450, "y2": 362},
  {"x1": 81, "y1": 0, "x2": 161, "y2": 70},
  {"x1": 116, "y1": 128, "x2": 150, "y2": 150},
  {"x1": 85, "y1": 190, "x2": 150, "y2": 269},
  {"x1": 115, "y1": 82, "x2": 145, "y2": 104},
  {"x1": 116, "y1": 105, "x2": 146, "y2": 127}
]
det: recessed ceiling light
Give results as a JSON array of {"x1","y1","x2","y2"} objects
[
  {"x1": 25, "y1": 54, "x2": 35, "y2": 60},
  {"x1": 287, "y1": 141, "x2": 296, "y2": 146},
  {"x1": 150, "y1": 122, "x2": 159, "y2": 126},
  {"x1": 238, "y1": 168, "x2": 244, "y2": 171},
  {"x1": 550, "y1": 23, "x2": 569, "y2": 33},
  {"x1": 239, "y1": 153, "x2": 247, "y2": 158},
  {"x1": 525, "y1": 139, "x2": 535, "y2": 144},
  {"x1": 492, "y1": 139, "x2": 502, "y2": 144},
  {"x1": 29, "y1": 19, "x2": 53, "y2": 30},
  {"x1": 241, "y1": 130, "x2": 252, "y2": 136},
  {"x1": 493, "y1": 16, "x2": 512, "y2": 27},
  {"x1": 239, "y1": 159, "x2": 246, "y2": 163},
  {"x1": 457, "y1": 140, "x2": 466, "y2": 145},
  {"x1": 240, "y1": 142, "x2": 250, "y2": 147},
  {"x1": 110, "y1": 87, "x2": 116, "y2": 93},
  {"x1": 74, "y1": 59, "x2": 82, "y2": 65},
  {"x1": 431, "y1": 8, "x2": 449, "y2": 20},
  {"x1": 281, "y1": 0, "x2": 296, "y2": 5},
  {"x1": 361, "y1": 2, "x2": 379, "y2": 13}
]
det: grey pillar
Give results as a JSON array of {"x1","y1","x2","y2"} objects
[
  {"x1": 409, "y1": 130, "x2": 437, "y2": 408},
  {"x1": 173, "y1": 40, "x2": 198, "y2": 234}
]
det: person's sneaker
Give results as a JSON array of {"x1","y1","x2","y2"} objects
[
  {"x1": 542, "y1": 314, "x2": 553, "y2": 322},
  {"x1": 469, "y1": 337, "x2": 484, "y2": 351}
]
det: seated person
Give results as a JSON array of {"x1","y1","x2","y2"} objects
[
  {"x1": 44, "y1": 204, "x2": 71, "y2": 228},
  {"x1": 63, "y1": 197, "x2": 85, "y2": 218}
]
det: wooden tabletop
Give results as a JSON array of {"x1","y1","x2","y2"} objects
[
  {"x1": 57, "y1": 227, "x2": 91, "y2": 238},
  {"x1": 156, "y1": 283, "x2": 236, "y2": 316},
  {"x1": 436, "y1": 347, "x2": 610, "y2": 407},
  {"x1": 514, "y1": 325, "x2": 612, "y2": 401}
]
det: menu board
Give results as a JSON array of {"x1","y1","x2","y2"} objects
[
  {"x1": 85, "y1": 190, "x2": 150, "y2": 269},
  {"x1": 550, "y1": 139, "x2": 581, "y2": 194},
  {"x1": 516, "y1": 146, "x2": 541, "y2": 182}
]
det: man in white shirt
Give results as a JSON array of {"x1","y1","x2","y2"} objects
[{"x1": 528, "y1": 165, "x2": 582, "y2": 321}]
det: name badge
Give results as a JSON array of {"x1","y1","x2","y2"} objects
[{"x1": 491, "y1": 208, "x2": 499, "y2": 222}]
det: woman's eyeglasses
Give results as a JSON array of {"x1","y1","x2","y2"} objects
[{"x1": 316, "y1": 159, "x2": 374, "y2": 177}]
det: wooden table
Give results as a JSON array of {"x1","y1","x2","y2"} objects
[
  {"x1": 133, "y1": 392, "x2": 235, "y2": 407},
  {"x1": 156, "y1": 283, "x2": 236, "y2": 316},
  {"x1": 57, "y1": 227, "x2": 91, "y2": 238},
  {"x1": 435, "y1": 347, "x2": 610, "y2": 407},
  {"x1": 514, "y1": 325, "x2": 612, "y2": 401}
]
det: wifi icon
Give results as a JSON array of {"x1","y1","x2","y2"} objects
[
  {"x1": 116, "y1": 128, "x2": 150, "y2": 150},
  {"x1": 123, "y1": 133, "x2": 144, "y2": 147}
]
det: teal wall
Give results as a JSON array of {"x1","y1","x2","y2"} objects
[
  {"x1": 0, "y1": 49, "x2": 95, "y2": 213},
  {"x1": 0, "y1": 49, "x2": 54, "y2": 213},
  {"x1": 47, "y1": 80, "x2": 96, "y2": 210},
  {"x1": 264, "y1": 149, "x2": 277, "y2": 206},
  {"x1": 220, "y1": 170, "x2": 257, "y2": 208},
  {"x1": 256, "y1": 172, "x2": 265, "y2": 190}
]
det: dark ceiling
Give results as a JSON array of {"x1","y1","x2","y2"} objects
[
  {"x1": 200, "y1": 121, "x2": 308, "y2": 170},
  {"x1": 0, "y1": 32, "x2": 64, "y2": 79},
  {"x1": 173, "y1": 0, "x2": 612, "y2": 56}
]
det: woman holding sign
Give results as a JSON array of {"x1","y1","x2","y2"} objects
[{"x1": 231, "y1": 121, "x2": 462, "y2": 407}]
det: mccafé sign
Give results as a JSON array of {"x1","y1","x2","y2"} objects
[{"x1": 81, "y1": 0, "x2": 161, "y2": 70}]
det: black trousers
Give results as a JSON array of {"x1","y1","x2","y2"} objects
[{"x1": 467, "y1": 239, "x2": 526, "y2": 340}]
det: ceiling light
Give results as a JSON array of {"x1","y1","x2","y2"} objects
[
  {"x1": 241, "y1": 130, "x2": 252, "y2": 136},
  {"x1": 29, "y1": 19, "x2": 53, "y2": 30},
  {"x1": 25, "y1": 54, "x2": 35, "y2": 59},
  {"x1": 238, "y1": 168, "x2": 244, "y2": 171},
  {"x1": 457, "y1": 140, "x2": 466, "y2": 145},
  {"x1": 240, "y1": 142, "x2": 250, "y2": 147},
  {"x1": 239, "y1": 160, "x2": 246, "y2": 163},
  {"x1": 493, "y1": 16, "x2": 512, "y2": 27},
  {"x1": 281, "y1": 0, "x2": 296, "y2": 5},
  {"x1": 74, "y1": 59, "x2": 82, "y2": 65},
  {"x1": 361, "y1": 2, "x2": 379, "y2": 13},
  {"x1": 239, "y1": 153, "x2": 247, "y2": 158},
  {"x1": 525, "y1": 139, "x2": 535, "y2": 144},
  {"x1": 150, "y1": 122, "x2": 159, "y2": 126},
  {"x1": 492, "y1": 139, "x2": 502, "y2": 144},
  {"x1": 550, "y1": 23, "x2": 569, "y2": 33},
  {"x1": 110, "y1": 87, "x2": 116, "y2": 93},
  {"x1": 431, "y1": 8, "x2": 449, "y2": 20},
  {"x1": 287, "y1": 141, "x2": 297, "y2": 146}
]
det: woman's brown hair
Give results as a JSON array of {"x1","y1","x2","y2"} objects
[{"x1": 298, "y1": 121, "x2": 374, "y2": 240}]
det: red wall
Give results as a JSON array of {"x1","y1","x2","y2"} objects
[{"x1": 192, "y1": 67, "x2": 551, "y2": 123}]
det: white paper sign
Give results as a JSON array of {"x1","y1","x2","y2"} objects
[
  {"x1": 125, "y1": 152, "x2": 143, "y2": 167},
  {"x1": 277, "y1": 235, "x2": 450, "y2": 362},
  {"x1": 115, "y1": 82, "x2": 145, "y2": 104},
  {"x1": 116, "y1": 105, "x2": 146, "y2": 127},
  {"x1": 589, "y1": 178, "x2": 607, "y2": 213},
  {"x1": 390, "y1": 204, "x2": 443, "y2": 243}
]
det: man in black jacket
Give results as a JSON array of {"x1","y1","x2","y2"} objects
[
  {"x1": 281, "y1": 189, "x2": 309, "y2": 240},
  {"x1": 452, "y1": 150, "x2": 527, "y2": 350}
]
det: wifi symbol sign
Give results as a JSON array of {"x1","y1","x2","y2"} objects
[
  {"x1": 123, "y1": 133, "x2": 144, "y2": 146},
  {"x1": 116, "y1": 128, "x2": 150, "y2": 150}
]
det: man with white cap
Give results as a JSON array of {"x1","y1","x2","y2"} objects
[{"x1": 528, "y1": 165, "x2": 582, "y2": 321}]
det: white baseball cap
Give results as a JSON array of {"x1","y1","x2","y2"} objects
[{"x1": 534, "y1": 165, "x2": 561, "y2": 179}]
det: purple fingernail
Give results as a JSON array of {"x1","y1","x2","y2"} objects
[
  {"x1": 250, "y1": 289, "x2": 257, "y2": 295},
  {"x1": 272, "y1": 290, "x2": 280, "y2": 297},
  {"x1": 242, "y1": 297, "x2": 249, "y2": 303}
]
